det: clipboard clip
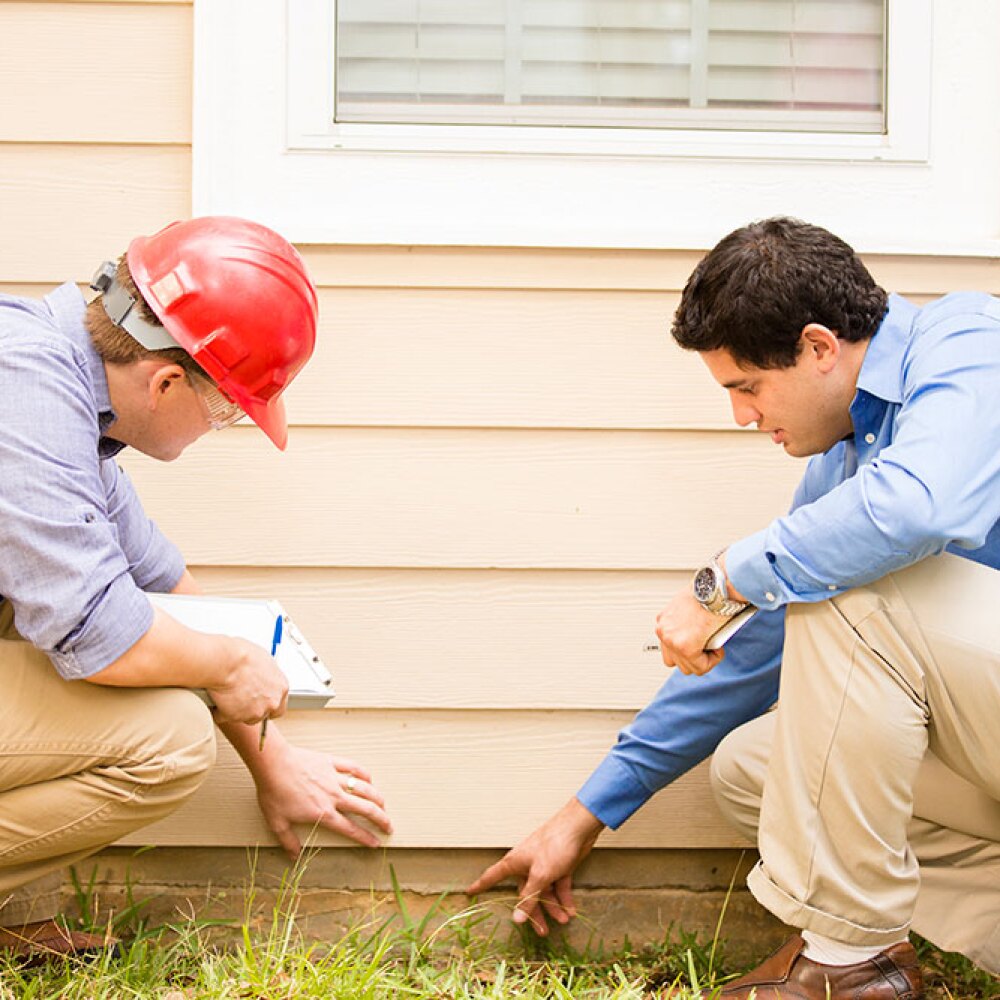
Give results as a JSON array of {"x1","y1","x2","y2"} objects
[{"x1": 283, "y1": 618, "x2": 333, "y2": 686}]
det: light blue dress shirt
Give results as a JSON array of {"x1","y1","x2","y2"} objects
[
  {"x1": 579, "y1": 292, "x2": 1000, "y2": 828},
  {"x1": 0, "y1": 284, "x2": 186, "y2": 679}
]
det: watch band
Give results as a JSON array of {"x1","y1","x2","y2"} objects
[
  {"x1": 693, "y1": 557, "x2": 750, "y2": 617},
  {"x1": 713, "y1": 593, "x2": 751, "y2": 617}
]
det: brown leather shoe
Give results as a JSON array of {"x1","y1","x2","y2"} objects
[
  {"x1": 719, "y1": 935, "x2": 923, "y2": 999},
  {"x1": 0, "y1": 918, "x2": 118, "y2": 967}
]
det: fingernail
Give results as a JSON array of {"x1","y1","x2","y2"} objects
[{"x1": 512, "y1": 911, "x2": 526, "y2": 924}]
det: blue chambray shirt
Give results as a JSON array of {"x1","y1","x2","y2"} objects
[
  {"x1": 0, "y1": 283, "x2": 186, "y2": 679},
  {"x1": 579, "y1": 292, "x2": 1000, "y2": 828}
]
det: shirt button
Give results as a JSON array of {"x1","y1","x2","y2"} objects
[
  {"x1": 828, "y1": 584, "x2": 837, "y2": 591},
  {"x1": 765, "y1": 591, "x2": 776, "y2": 602},
  {"x1": 864, "y1": 432, "x2": 876, "y2": 444}
]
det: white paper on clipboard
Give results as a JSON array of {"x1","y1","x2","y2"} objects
[
  {"x1": 147, "y1": 593, "x2": 335, "y2": 709},
  {"x1": 703, "y1": 605, "x2": 757, "y2": 650}
]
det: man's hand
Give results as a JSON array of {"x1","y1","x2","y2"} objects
[
  {"x1": 251, "y1": 742, "x2": 393, "y2": 857},
  {"x1": 466, "y1": 798, "x2": 604, "y2": 936},
  {"x1": 205, "y1": 638, "x2": 289, "y2": 726},
  {"x1": 655, "y1": 591, "x2": 726, "y2": 676}
]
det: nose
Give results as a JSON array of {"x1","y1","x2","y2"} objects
[{"x1": 729, "y1": 393, "x2": 760, "y2": 428}]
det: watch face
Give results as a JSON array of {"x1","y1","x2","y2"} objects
[{"x1": 693, "y1": 566, "x2": 717, "y2": 603}]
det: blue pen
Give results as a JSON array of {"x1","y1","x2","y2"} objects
[
  {"x1": 259, "y1": 615, "x2": 283, "y2": 751},
  {"x1": 270, "y1": 614, "x2": 283, "y2": 656}
]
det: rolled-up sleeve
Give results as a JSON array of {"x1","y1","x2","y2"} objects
[{"x1": 0, "y1": 328, "x2": 156, "y2": 679}]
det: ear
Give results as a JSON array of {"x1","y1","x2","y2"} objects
[
  {"x1": 799, "y1": 323, "x2": 841, "y2": 374},
  {"x1": 145, "y1": 363, "x2": 188, "y2": 410}
]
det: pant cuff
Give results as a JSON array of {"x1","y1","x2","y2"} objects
[
  {"x1": 747, "y1": 861, "x2": 911, "y2": 946},
  {"x1": 971, "y1": 918, "x2": 1000, "y2": 975}
]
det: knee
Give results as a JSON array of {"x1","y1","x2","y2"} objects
[
  {"x1": 710, "y1": 728, "x2": 754, "y2": 807},
  {"x1": 709, "y1": 723, "x2": 768, "y2": 840},
  {"x1": 147, "y1": 690, "x2": 217, "y2": 799}
]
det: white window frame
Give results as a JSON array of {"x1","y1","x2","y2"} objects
[{"x1": 193, "y1": 1, "x2": 1000, "y2": 254}]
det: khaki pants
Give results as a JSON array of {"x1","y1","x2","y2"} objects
[
  {"x1": 710, "y1": 553, "x2": 1000, "y2": 973},
  {"x1": 0, "y1": 605, "x2": 216, "y2": 926}
]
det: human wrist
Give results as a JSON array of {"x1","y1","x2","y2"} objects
[
  {"x1": 716, "y1": 550, "x2": 748, "y2": 603},
  {"x1": 219, "y1": 718, "x2": 291, "y2": 776},
  {"x1": 202, "y1": 633, "x2": 251, "y2": 691},
  {"x1": 692, "y1": 552, "x2": 749, "y2": 616},
  {"x1": 565, "y1": 797, "x2": 605, "y2": 843}
]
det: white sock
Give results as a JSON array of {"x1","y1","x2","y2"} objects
[{"x1": 801, "y1": 930, "x2": 905, "y2": 966}]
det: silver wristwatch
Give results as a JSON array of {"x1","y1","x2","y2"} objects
[{"x1": 692, "y1": 557, "x2": 750, "y2": 617}]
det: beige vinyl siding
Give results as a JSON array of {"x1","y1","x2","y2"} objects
[
  {"x1": 127, "y1": 721, "x2": 733, "y2": 850},
  {"x1": 4, "y1": 0, "x2": 1000, "y2": 853},
  {"x1": 0, "y1": 145, "x2": 190, "y2": 280},
  {"x1": 122, "y1": 429, "x2": 797, "y2": 568},
  {"x1": 0, "y1": 3, "x2": 192, "y2": 144},
  {"x1": 162, "y1": 567, "x2": 692, "y2": 711}
]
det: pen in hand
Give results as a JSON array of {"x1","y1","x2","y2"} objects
[{"x1": 259, "y1": 614, "x2": 283, "y2": 752}]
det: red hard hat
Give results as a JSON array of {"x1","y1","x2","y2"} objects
[{"x1": 127, "y1": 217, "x2": 318, "y2": 450}]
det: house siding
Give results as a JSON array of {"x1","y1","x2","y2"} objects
[{"x1": 2, "y1": 0, "x2": 998, "y2": 857}]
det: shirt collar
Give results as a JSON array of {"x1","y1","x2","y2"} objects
[
  {"x1": 45, "y1": 283, "x2": 125, "y2": 458},
  {"x1": 854, "y1": 293, "x2": 918, "y2": 406}
]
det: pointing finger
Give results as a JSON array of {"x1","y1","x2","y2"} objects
[{"x1": 467, "y1": 855, "x2": 517, "y2": 895}]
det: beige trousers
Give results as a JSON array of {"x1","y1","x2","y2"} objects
[
  {"x1": 710, "y1": 553, "x2": 1000, "y2": 973},
  {"x1": 0, "y1": 606, "x2": 217, "y2": 926}
]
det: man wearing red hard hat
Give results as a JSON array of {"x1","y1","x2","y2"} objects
[{"x1": 0, "y1": 217, "x2": 392, "y2": 962}]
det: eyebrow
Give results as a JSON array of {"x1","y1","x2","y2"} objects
[{"x1": 721, "y1": 378, "x2": 753, "y2": 390}]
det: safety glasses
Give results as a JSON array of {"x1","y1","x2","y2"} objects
[{"x1": 190, "y1": 376, "x2": 245, "y2": 430}]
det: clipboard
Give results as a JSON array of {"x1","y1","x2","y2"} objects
[
  {"x1": 704, "y1": 605, "x2": 757, "y2": 650},
  {"x1": 147, "y1": 593, "x2": 335, "y2": 709},
  {"x1": 643, "y1": 606, "x2": 758, "y2": 655}
]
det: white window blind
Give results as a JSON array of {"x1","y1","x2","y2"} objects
[{"x1": 335, "y1": 0, "x2": 885, "y2": 133}]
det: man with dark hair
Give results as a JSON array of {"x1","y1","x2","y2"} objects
[
  {"x1": 470, "y1": 217, "x2": 1000, "y2": 996},
  {"x1": 672, "y1": 216, "x2": 888, "y2": 369},
  {"x1": 0, "y1": 217, "x2": 391, "y2": 963}
]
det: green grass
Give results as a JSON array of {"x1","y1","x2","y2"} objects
[
  {"x1": 0, "y1": 864, "x2": 995, "y2": 999},
  {"x1": 0, "y1": 921, "x2": 727, "y2": 1000}
]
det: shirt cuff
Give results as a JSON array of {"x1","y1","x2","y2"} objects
[
  {"x1": 726, "y1": 528, "x2": 786, "y2": 611},
  {"x1": 576, "y1": 754, "x2": 657, "y2": 830},
  {"x1": 47, "y1": 577, "x2": 154, "y2": 680}
]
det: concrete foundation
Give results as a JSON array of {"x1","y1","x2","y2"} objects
[{"x1": 63, "y1": 846, "x2": 788, "y2": 964}]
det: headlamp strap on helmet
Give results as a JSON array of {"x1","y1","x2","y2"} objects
[{"x1": 89, "y1": 260, "x2": 181, "y2": 352}]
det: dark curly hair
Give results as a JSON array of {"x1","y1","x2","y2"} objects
[{"x1": 671, "y1": 217, "x2": 888, "y2": 369}]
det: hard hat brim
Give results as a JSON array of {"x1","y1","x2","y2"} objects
[{"x1": 241, "y1": 394, "x2": 289, "y2": 451}]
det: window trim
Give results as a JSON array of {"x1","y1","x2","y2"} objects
[
  {"x1": 193, "y1": 1, "x2": 1000, "y2": 254},
  {"x1": 289, "y1": 0, "x2": 914, "y2": 161}
]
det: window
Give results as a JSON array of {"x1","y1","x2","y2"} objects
[
  {"x1": 193, "y1": 1, "x2": 1000, "y2": 253},
  {"x1": 335, "y1": 0, "x2": 885, "y2": 135}
]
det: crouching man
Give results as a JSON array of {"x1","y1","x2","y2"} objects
[
  {"x1": 0, "y1": 217, "x2": 392, "y2": 963},
  {"x1": 471, "y1": 218, "x2": 1000, "y2": 997}
]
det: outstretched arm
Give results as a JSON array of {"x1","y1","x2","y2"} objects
[{"x1": 468, "y1": 607, "x2": 785, "y2": 933}]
